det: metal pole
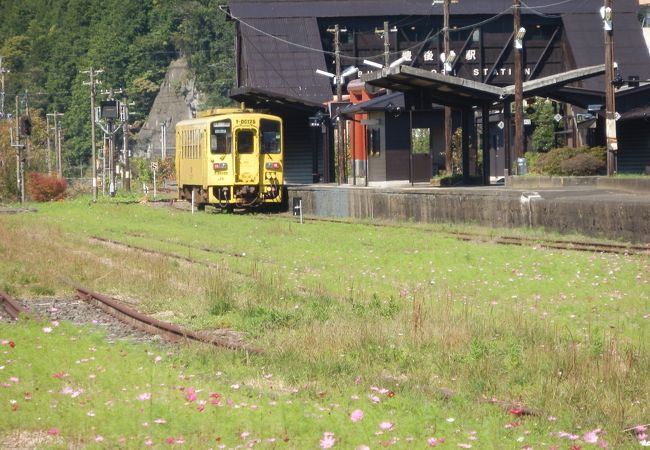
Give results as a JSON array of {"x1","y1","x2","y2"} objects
[
  {"x1": 123, "y1": 104, "x2": 130, "y2": 191},
  {"x1": 46, "y1": 114, "x2": 52, "y2": 175},
  {"x1": 443, "y1": 0, "x2": 453, "y2": 175},
  {"x1": 513, "y1": 0, "x2": 525, "y2": 164},
  {"x1": 15, "y1": 96, "x2": 20, "y2": 202},
  {"x1": 108, "y1": 120, "x2": 115, "y2": 197},
  {"x1": 57, "y1": 122, "x2": 63, "y2": 178},
  {"x1": 604, "y1": 0, "x2": 617, "y2": 176},
  {"x1": 89, "y1": 68, "x2": 99, "y2": 201},
  {"x1": 102, "y1": 135, "x2": 107, "y2": 196}
]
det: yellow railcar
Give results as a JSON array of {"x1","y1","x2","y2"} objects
[{"x1": 175, "y1": 108, "x2": 283, "y2": 209}]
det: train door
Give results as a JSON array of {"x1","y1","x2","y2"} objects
[{"x1": 234, "y1": 127, "x2": 259, "y2": 184}]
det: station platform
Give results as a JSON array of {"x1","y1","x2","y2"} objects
[{"x1": 286, "y1": 178, "x2": 650, "y2": 243}]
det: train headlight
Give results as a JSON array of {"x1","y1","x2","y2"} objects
[
  {"x1": 213, "y1": 162, "x2": 228, "y2": 170},
  {"x1": 265, "y1": 162, "x2": 281, "y2": 170}
]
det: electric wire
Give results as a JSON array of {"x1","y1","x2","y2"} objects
[{"x1": 219, "y1": 4, "x2": 517, "y2": 62}]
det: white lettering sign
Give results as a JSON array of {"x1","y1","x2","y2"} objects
[{"x1": 465, "y1": 49, "x2": 477, "y2": 61}]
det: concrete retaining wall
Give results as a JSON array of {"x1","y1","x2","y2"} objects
[
  {"x1": 287, "y1": 185, "x2": 650, "y2": 243},
  {"x1": 507, "y1": 176, "x2": 650, "y2": 194}
]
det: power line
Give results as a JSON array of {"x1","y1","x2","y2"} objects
[{"x1": 219, "y1": 4, "x2": 523, "y2": 63}]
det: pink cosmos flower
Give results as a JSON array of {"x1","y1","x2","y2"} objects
[
  {"x1": 356, "y1": 446, "x2": 370, "y2": 450},
  {"x1": 240, "y1": 431, "x2": 250, "y2": 439},
  {"x1": 47, "y1": 427, "x2": 60, "y2": 436},
  {"x1": 350, "y1": 409, "x2": 364, "y2": 422},
  {"x1": 428, "y1": 437, "x2": 445, "y2": 447},
  {"x1": 184, "y1": 388, "x2": 197, "y2": 402},
  {"x1": 583, "y1": 430, "x2": 599, "y2": 443},
  {"x1": 95, "y1": 435, "x2": 104, "y2": 442},
  {"x1": 137, "y1": 392, "x2": 151, "y2": 401},
  {"x1": 144, "y1": 438, "x2": 154, "y2": 447},
  {"x1": 154, "y1": 418, "x2": 166, "y2": 424},
  {"x1": 379, "y1": 421, "x2": 395, "y2": 431},
  {"x1": 42, "y1": 327, "x2": 52, "y2": 333},
  {"x1": 320, "y1": 432, "x2": 336, "y2": 449}
]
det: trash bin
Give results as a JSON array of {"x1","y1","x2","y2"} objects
[{"x1": 517, "y1": 157, "x2": 527, "y2": 176}]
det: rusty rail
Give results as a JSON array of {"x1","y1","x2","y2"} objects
[
  {"x1": 74, "y1": 286, "x2": 261, "y2": 354},
  {"x1": 0, "y1": 292, "x2": 28, "y2": 321}
]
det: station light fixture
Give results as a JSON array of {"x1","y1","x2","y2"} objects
[
  {"x1": 439, "y1": 50, "x2": 457, "y2": 73},
  {"x1": 515, "y1": 27, "x2": 526, "y2": 50},
  {"x1": 600, "y1": 6, "x2": 613, "y2": 31},
  {"x1": 363, "y1": 59, "x2": 384, "y2": 69}
]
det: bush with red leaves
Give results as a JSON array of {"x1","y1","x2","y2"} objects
[{"x1": 27, "y1": 172, "x2": 67, "y2": 202}]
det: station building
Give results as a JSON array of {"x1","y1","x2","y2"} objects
[{"x1": 226, "y1": 0, "x2": 650, "y2": 184}]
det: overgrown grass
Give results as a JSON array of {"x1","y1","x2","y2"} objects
[{"x1": 0, "y1": 196, "x2": 649, "y2": 448}]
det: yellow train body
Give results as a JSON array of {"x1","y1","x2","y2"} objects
[{"x1": 175, "y1": 110, "x2": 283, "y2": 208}]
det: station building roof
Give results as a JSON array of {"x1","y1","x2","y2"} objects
[{"x1": 228, "y1": 0, "x2": 650, "y2": 106}]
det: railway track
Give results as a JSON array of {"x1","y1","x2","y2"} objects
[
  {"x1": 74, "y1": 286, "x2": 261, "y2": 354},
  {"x1": 163, "y1": 199, "x2": 650, "y2": 255},
  {"x1": 0, "y1": 291, "x2": 28, "y2": 321},
  {"x1": 295, "y1": 216, "x2": 650, "y2": 256}
]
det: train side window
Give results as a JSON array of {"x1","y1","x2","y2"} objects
[
  {"x1": 260, "y1": 119, "x2": 281, "y2": 154},
  {"x1": 237, "y1": 129, "x2": 255, "y2": 154},
  {"x1": 211, "y1": 120, "x2": 231, "y2": 154}
]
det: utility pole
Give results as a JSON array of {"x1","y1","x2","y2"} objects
[
  {"x1": 334, "y1": 24, "x2": 347, "y2": 185},
  {"x1": 443, "y1": 0, "x2": 453, "y2": 175},
  {"x1": 0, "y1": 56, "x2": 8, "y2": 120},
  {"x1": 383, "y1": 21, "x2": 390, "y2": 68},
  {"x1": 603, "y1": 0, "x2": 617, "y2": 176},
  {"x1": 13, "y1": 96, "x2": 24, "y2": 203},
  {"x1": 513, "y1": 0, "x2": 525, "y2": 168},
  {"x1": 48, "y1": 112, "x2": 64, "y2": 177},
  {"x1": 82, "y1": 68, "x2": 103, "y2": 202}
]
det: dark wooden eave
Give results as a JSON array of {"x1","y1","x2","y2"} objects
[
  {"x1": 229, "y1": 87, "x2": 326, "y2": 114},
  {"x1": 362, "y1": 64, "x2": 605, "y2": 107}
]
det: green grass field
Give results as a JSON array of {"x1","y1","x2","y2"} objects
[{"x1": 1, "y1": 196, "x2": 649, "y2": 449}]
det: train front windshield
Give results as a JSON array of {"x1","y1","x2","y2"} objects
[{"x1": 260, "y1": 119, "x2": 281, "y2": 154}]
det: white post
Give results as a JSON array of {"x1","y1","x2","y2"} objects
[
  {"x1": 299, "y1": 199, "x2": 303, "y2": 224},
  {"x1": 153, "y1": 168, "x2": 157, "y2": 200},
  {"x1": 191, "y1": 189, "x2": 195, "y2": 214}
]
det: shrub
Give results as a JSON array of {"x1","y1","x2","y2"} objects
[
  {"x1": 27, "y1": 172, "x2": 67, "y2": 201},
  {"x1": 536, "y1": 147, "x2": 580, "y2": 175},
  {"x1": 560, "y1": 153, "x2": 606, "y2": 176},
  {"x1": 535, "y1": 146, "x2": 606, "y2": 176}
]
